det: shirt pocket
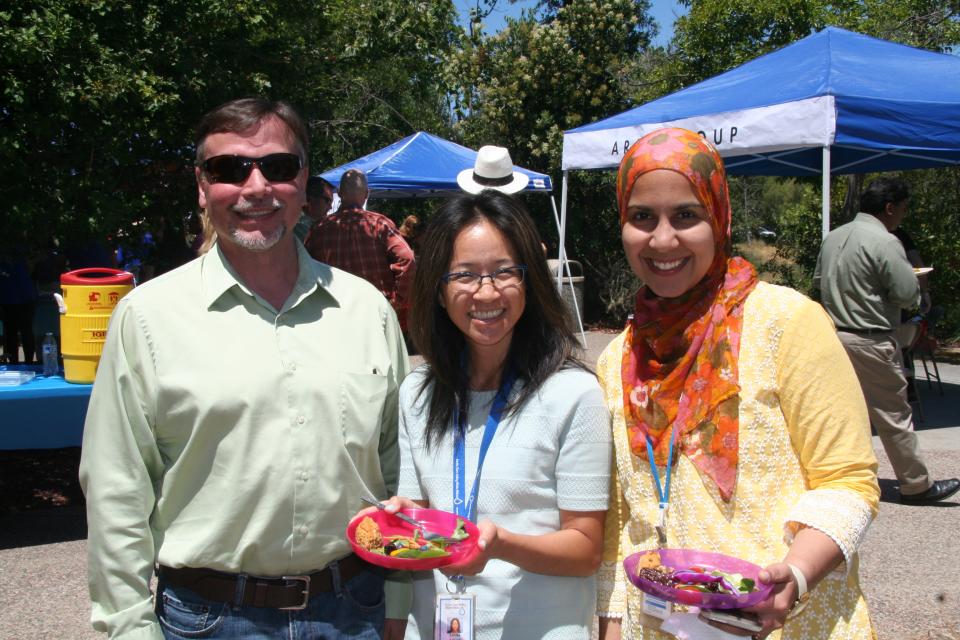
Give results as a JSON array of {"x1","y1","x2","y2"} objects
[{"x1": 338, "y1": 370, "x2": 390, "y2": 458}]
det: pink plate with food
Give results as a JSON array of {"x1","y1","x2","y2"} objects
[
  {"x1": 624, "y1": 548, "x2": 773, "y2": 609},
  {"x1": 347, "y1": 507, "x2": 481, "y2": 571}
]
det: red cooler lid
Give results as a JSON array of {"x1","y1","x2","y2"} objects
[{"x1": 61, "y1": 268, "x2": 135, "y2": 286}]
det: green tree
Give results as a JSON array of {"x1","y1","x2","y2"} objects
[
  {"x1": 1, "y1": 0, "x2": 458, "y2": 257},
  {"x1": 668, "y1": 0, "x2": 960, "y2": 90},
  {"x1": 444, "y1": 0, "x2": 656, "y2": 322},
  {"x1": 902, "y1": 166, "x2": 960, "y2": 338}
]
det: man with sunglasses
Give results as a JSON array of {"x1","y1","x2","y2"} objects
[
  {"x1": 80, "y1": 97, "x2": 410, "y2": 639},
  {"x1": 304, "y1": 169, "x2": 416, "y2": 336}
]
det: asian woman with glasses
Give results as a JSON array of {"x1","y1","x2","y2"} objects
[{"x1": 373, "y1": 190, "x2": 612, "y2": 639}]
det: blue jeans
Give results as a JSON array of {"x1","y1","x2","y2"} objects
[{"x1": 156, "y1": 564, "x2": 385, "y2": 639}]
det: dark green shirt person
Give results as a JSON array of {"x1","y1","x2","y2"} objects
[{"x1": 814, "y1": 212, "x2": 919, "y2": 332}]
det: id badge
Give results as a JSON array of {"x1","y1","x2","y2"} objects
[
  {"x1": 435, "y1": 592, "x2": 475, "y2": 640},
  {"x1": 641, "y1": 592, "x2": 672, "y2": 620}
]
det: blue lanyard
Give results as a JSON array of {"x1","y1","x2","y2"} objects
[
  {"x1": 645, "y1": 424, "x2": 678, "y2": 545},
  {"x1": 453, "y1": 372, "x2": 516, "y2": 522}
]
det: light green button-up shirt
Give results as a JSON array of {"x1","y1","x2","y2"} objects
[
  {"x1": 79, "y1": 242, "x2": 409, "y2": 639},
  {"x1": 814, "y1": 212, "x2": 920, "y2": 332}
]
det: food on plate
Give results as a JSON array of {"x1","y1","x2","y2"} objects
[
  {"x1": 355, "y1": 516, "x2": 383, "y2": 552},
  {"x1": 354, "y1": 515, "x2": 471, "y2": 560},
  {"x1": 634, "y1": 551, "x2": 758, "y2": 596},
  {"x1": 637, "y1": 550, "x2": 664, "y2": 569}
]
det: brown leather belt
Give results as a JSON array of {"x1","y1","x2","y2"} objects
[{"x1": 158, "y1": 554, "x2": 372, "y2": 610}]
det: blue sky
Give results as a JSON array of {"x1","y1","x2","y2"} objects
[{"x1": 452, "y1": 0, "x2": 686, "y2": 46}]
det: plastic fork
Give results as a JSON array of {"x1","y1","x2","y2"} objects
[{"x1": 359, "y1": 496, "x2": 448, "y2": 541}]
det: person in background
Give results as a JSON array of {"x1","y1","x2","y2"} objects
[
  {"x1": 80, "y1": 97, "x2": 409, "y2": 639},
  {"x1": 891, "y1": 227, "x2": 932, "y2": 315},
  {"x1": 305, "y1": 168, "x2": 415, "y2": 333},
  {"x1": 31, "y1": 236, "x2": 69, "y2": 351},
  {"x1": 891, "y1": 225, "x2": 931, "y2": 402},
  {"x1": 294, "y1": 175, "x2": 335, "y2": 242},
  {"x1": 815, "y1": 176, "x2": 958, "y2": 506},
  {"x1": 397, "y1": 215, "x2": 421, "y2": 257},
  {"x1": 371, "y1": 190, "x2": 611, "y2": 639},
  {"x1": 32, "y1": 236, "x2": 69, "y2": 295},
  {"x1": 598, "y1": 128, "x2": 879, "y2": 639},
  {"x1": 150, "y1": 215, "x2": 195, "y2": 277},
  {"x1": 0, "y1": 249, "x2": 38, "y2": 364}
]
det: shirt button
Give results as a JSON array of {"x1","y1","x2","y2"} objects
[
  {"x1": 299, "y1": 525, "x2": 309, "y2": 536},
  {"x1": 297, "y1": 416, "x2": 306, "y2": 425},
  {"x1": 289, "y1": 363, "x2": 297, "y2": 372},
  {"x1": 300, "y1": 471, "x2": 309, "y2": 482}
]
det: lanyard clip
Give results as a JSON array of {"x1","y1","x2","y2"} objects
[
  {"x1": 446, "y1": 575, "x2": 466, "y2": 594},
  {"x1": 655, "y1": 502, "x2": 668, "y2": 547}
]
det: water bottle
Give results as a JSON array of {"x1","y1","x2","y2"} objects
[{"x1": 42, "y1": 333, "x2": 59, "y2": 377}]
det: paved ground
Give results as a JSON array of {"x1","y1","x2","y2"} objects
[{"x1": 1, "y1": 330, "x2": 957, "y2": 639}]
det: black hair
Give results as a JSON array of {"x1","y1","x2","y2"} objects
[
  {"x1": 860, "y1": 176, "x2": 909, "y2": 215},
  {"x1": 306, "y1": 176, "x2": 333, "y2": 198},
  {"x1": 408, "y1": 190, "x2": 589, "y2": 449}
]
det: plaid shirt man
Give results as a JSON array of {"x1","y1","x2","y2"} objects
[{"x1": 304, "y1": 206, "x2": 415, "y2": 330}]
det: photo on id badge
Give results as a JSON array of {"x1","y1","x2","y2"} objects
[{"x1": 435, "y1": 593, "x2": 475, "y2": 640}]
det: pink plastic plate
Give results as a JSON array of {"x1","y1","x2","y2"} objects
[
  {"x1": 624, "y1": 548, "x2": 773, "y2": 609},
  {"x1": 347, "y1": 508, "x2": 480, "y2": 571}
]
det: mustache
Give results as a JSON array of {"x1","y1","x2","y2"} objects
[{"x1": 230, "y1": 198, "x2": 283, "y2": 213}]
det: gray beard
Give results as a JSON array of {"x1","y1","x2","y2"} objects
[
  {"x1": 226, "y1": 198, "x2": 287, "y2": 252},
  {"x1": 226, "y1": 222, "x2": 287, "y2": 252}
]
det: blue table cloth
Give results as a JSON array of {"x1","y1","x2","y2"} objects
[{"x1": 0, "y1": 366, "x2": 92, "y2": 449}]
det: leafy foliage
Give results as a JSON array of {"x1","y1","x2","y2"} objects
[
  {"x1": 4, "y1": 0, "x2": 960, "y2": 339},
  {"x1": 0, "y1": 0, "x2": 458, "y2": 255},
  {"x1": 668, "y1": 0, "x2": 960, "y2": 91},
  {"x1": 901, "y1": 167, "x2": 960, "y2": 339},
  {"x1": 443, "y1": 0, "x2": 656, "y2": 321}
]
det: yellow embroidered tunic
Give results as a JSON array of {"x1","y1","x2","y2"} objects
[{"x1": 597, "y1": 282, "x2": 880, "y2": 640}]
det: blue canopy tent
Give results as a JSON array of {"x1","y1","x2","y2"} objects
[
  {"x1": 319, "y1": 131, "x2": 552, "y2": 198},
  {"x1": 560, "y1": 27, "x2": 960, "y2": 240},
  {"x1": 320, "y1": 132, "x2": 584, "y2": 337}
]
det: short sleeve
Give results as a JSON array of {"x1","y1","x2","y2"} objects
[{"x1": 555, "y1": 373, "x2": 613, "y2": 512}]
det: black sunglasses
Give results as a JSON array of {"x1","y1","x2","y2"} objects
[{"x1": 201, "y1": 153, "x2": 303, "y2": 184}]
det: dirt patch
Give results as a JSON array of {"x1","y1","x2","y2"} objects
[
  {"x1": 935, "y1": 344, "x2": 960, "y2": 364},
  {"x1": 0, "y1": 448, "x2": 85, "y2": 515}
]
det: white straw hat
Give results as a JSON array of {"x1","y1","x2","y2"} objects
[{"x1": 457, "y1": 145, "x2": 530, "y2": 194}]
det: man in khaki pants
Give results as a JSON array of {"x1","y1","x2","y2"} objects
[{"x1": 815, "y1": 176, "x2": 958, "y2": 505}]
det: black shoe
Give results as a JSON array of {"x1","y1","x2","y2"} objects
[{"x1": 900, "y1": 478, "x2": 960, "y2": 505}]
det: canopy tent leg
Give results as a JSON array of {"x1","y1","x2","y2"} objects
[
  {"x1": 822, "y1": 146, "x2": 831, "y2": 239},
  {"x1": 554, "y1": 171, "x2": 586, "y2": 344}
]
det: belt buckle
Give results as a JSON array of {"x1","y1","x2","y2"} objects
[{"x1": 280, "y1": 575, "x2": 311, "y2": 610}]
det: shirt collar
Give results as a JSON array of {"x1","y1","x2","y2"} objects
[
  {"x1": 854, "y1": 211, "x2": 890, "y2": 232},
  {"x1": 201, "y1": 241, "x2": 337, "y2": 311}
]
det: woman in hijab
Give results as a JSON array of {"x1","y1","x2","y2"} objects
[{"x1": 596, "y1": 128, "x2": 879, "y2": 640}]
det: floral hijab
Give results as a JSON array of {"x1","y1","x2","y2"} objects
[{"x1": 617, "y1": 128, "x2": 758, "y2": 501}]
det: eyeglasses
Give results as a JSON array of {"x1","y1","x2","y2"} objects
[
  {"x1": 201, "y1": 153, "x2": 303, "y2": 184},
  {"x1": 440, "y1": 265, "x2": 527, "y2": 290}
]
